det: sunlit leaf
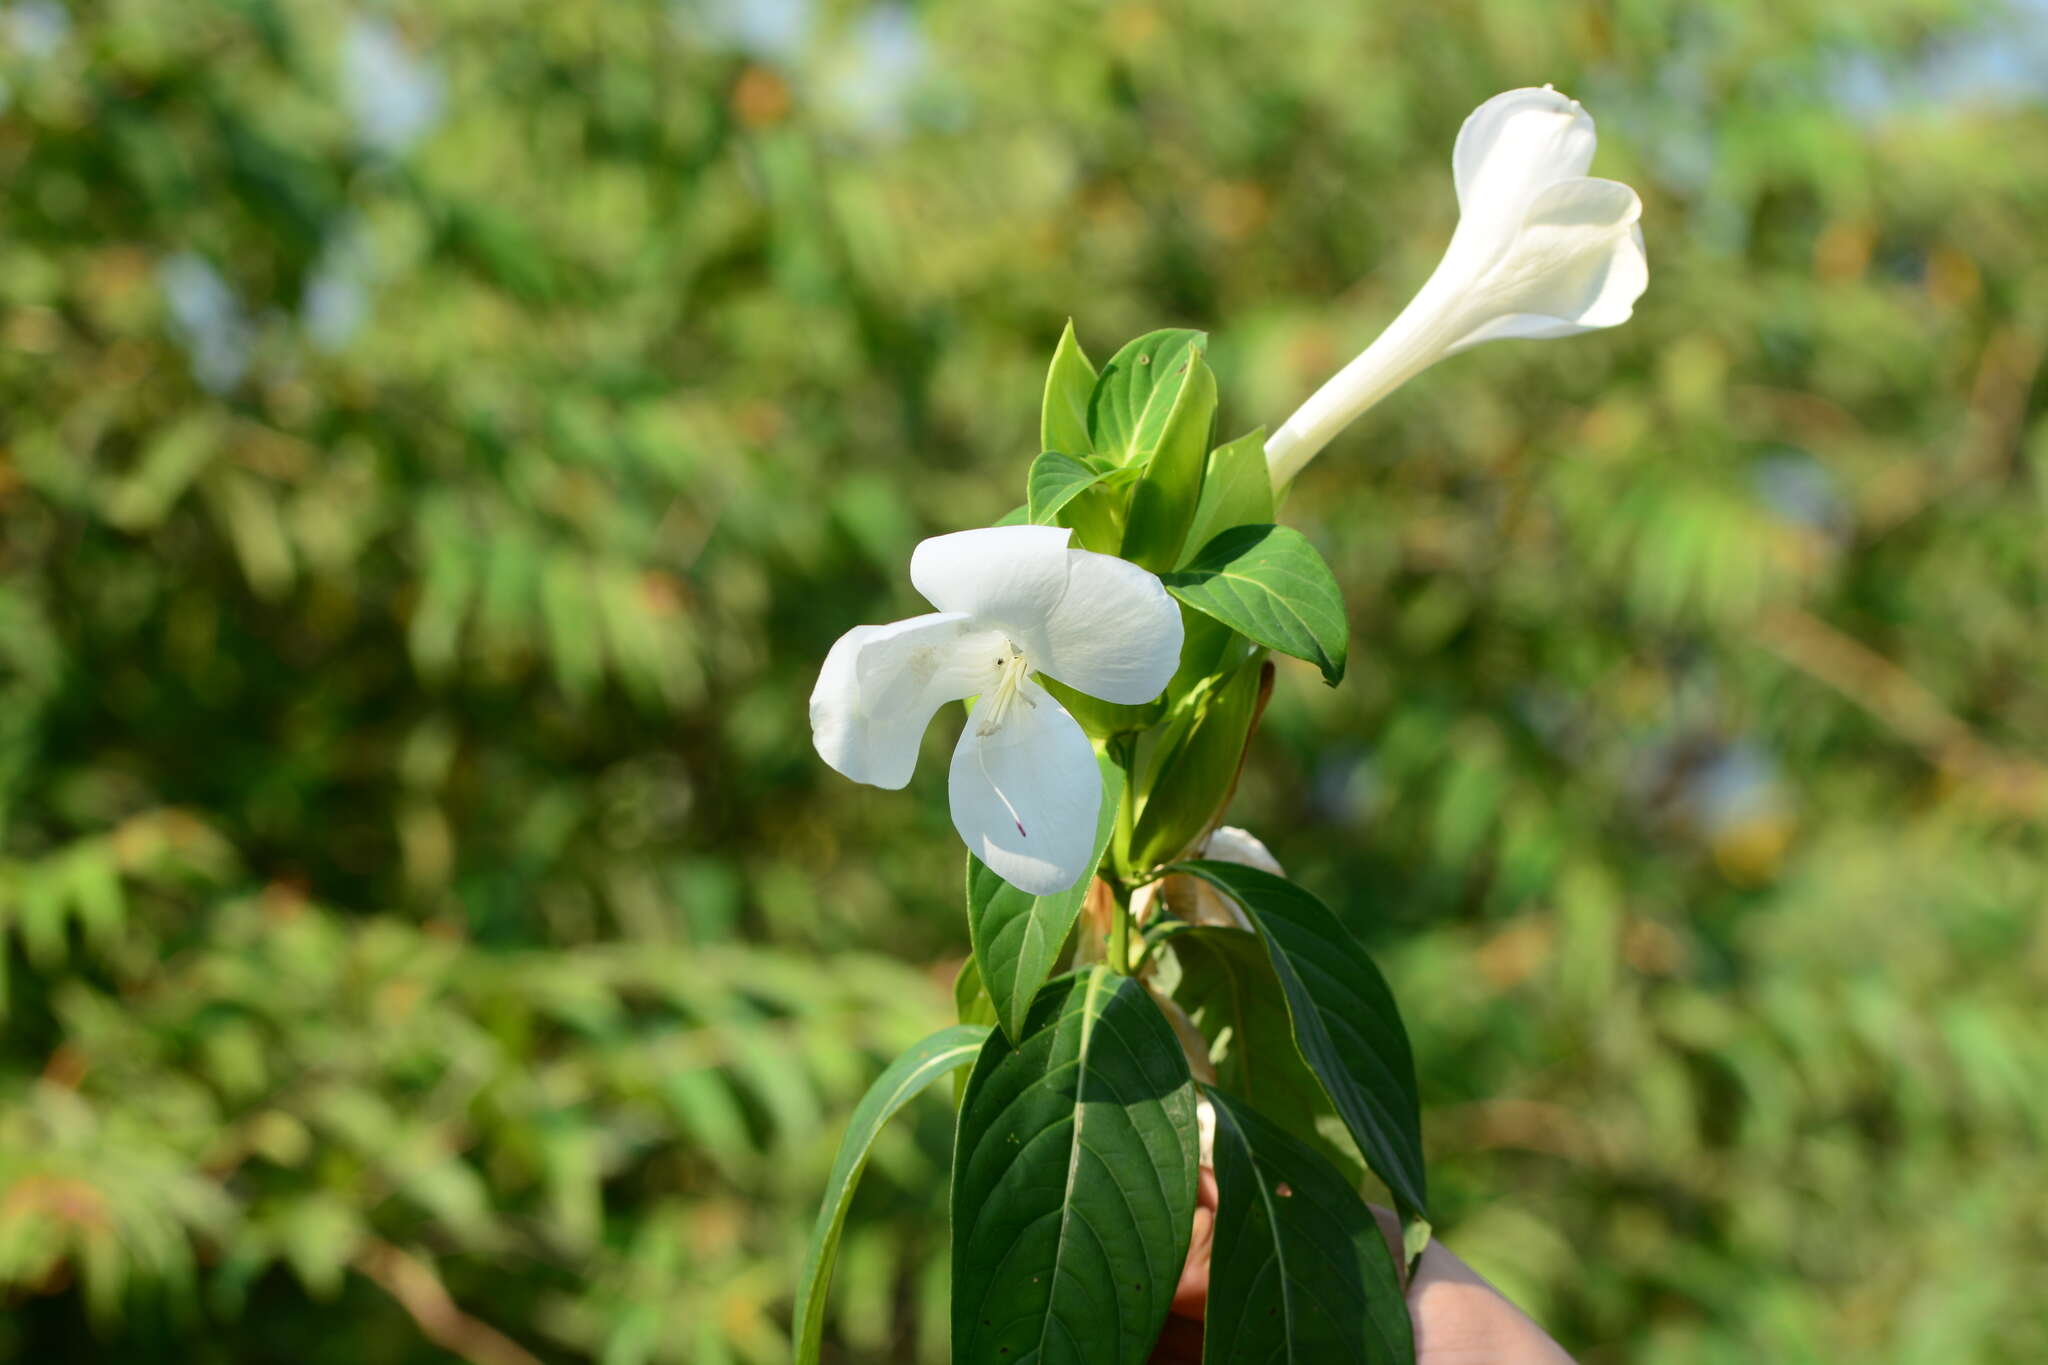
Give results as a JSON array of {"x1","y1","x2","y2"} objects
[{"x1": 794, "y1": 1024, "x2": 989, "y2": 1365}]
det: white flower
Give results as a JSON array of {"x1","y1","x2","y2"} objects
[
  {"x1": 810, "y1": 525, "x2": 1183, "y2": 895},
  {"x1": 1130, "y1": 824, "x2": 1283, "y2": 932},
  {"x1": 1265, "y1": 86, "x2": 1648, "y2": 486}
]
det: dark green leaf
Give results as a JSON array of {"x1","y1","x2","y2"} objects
[
  {"x1": 953, "y1": 967, "x2": 1200, "y2": 1365},
  {"x1": 1203, "y1": 1088, "x2": 1413, "y2": 1365},
  {"x1": 1128, "y1": 660, "x2": 1264, "y2": 873},
  {"x1": 1166, "y1": 525, "x2": 1348, "y2": 685},
  {"x1": 1041, "y1": 320, "x2": 1098, "y2": 456},
  {"x1": 1169, "y1": 926, "x2": 1364, "y2": 1187},
  {"x1": 1174, "y1": 862, "x2": 1427, "y2": 1216},
  {"x1": 794, "y1": 1025, "x2": 990, "y2": 1365},
  {"x1": 1120, "y1": 352, "x2": 1218, "y2": 571},
  {"x1": 1087, "y1": 328, "x2": 1206, "y2": 466},
  {"x1": 968, "y1": 754, "x2": 1124, "y2": 1042},
  {"x1": 1179, "y1": 428, "x2": 1275, "y2": 569}
]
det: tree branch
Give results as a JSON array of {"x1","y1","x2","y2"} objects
[{"x1": 355, "y1": 1239, "x2": 546, "y2": 1365}]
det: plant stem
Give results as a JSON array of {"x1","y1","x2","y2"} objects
[
  {"x1": 1106, "y1": 883, "x2": 1131, "y2": 975},
  {"x1": 1104, "y1": 734, "x2": 1139, "y2": 974}
]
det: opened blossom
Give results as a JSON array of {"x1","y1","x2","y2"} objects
[
  {"x1": 810, "y1": 525, "x2": 1183, "y2": 896},
  {"x1": 1265, "y1": 85, "x2": 1648, "y2": 486}
]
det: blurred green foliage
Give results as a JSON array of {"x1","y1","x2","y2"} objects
[{"x1": 2, "y1": 0, "x2": 2045, "y2": 1362}]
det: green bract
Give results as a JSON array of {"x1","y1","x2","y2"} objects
[{"x1": 801, "y1": 324, "x2": 1423, "y2": 1363}]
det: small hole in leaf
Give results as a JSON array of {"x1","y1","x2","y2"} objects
[
  {"x1": 1138, "y1": 354, "x2": 1151, "y2": 365},
  {"x1": 1275, "y1": 1183, "x2": 1294, "y2": 1197}
]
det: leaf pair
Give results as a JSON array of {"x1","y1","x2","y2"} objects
[{"x1": 952, "y1": 967, "x2": 1412, "y2": 1365}]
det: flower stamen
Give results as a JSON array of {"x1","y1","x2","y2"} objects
[
  {"x1": 973, "y1": 645, "x2": 1037, "y2": 838},
  {"x1": 975, "y1": 646, "x2": 1036, "y2": 737}
]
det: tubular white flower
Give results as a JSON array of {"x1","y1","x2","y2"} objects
[
  {"x1": 1265, "y1": 86, "x2": 1648, "y2": 487},
  {"x1": 810, "y1": 525, "x2": 1183, "y2": 896}
]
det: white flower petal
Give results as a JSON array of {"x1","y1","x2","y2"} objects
[
  {"x1": 811, "y1": 612, "x2": 1007, "y2": 789},
  {"x1": 909, "y1": 525, "x2": 1074, "y2": 634},
  {"x1": 1446, "y1": 178, "x2": 1645, "y2": 353},
  {"x1": 1032, "y1": 547, "x2": 1184, "y2": 704},
  {"x1": 948, "y1": 679, "x2": 1100, "y2": 895},
  {"x1": 1452, "y1": 86, "x2": 1597, "y2": 220},
  {"x1": 1203, "y1": 825, "x2": 1283, "y2": 874}
]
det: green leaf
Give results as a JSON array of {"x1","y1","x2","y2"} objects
[
  {"x1": 1024, "y1": 454, "x2": 1105, "y2": 527},
  {"x1": 951, "y1": 959, "x2": 998, "y2": 1106},
  {"x1": 1166, "y1": 525, "x2": 1348, "y2": 685},
  {"x1": 1041, "y1": 672, "x2": 1163, "y2": 738},
  {"x1": 1128, "y1": 660, "x2": 1265, "y2": 873},
  {"x1": 1041, "y1": 320, "x2": 1098, "y2": 456},
  {"x1": 1120, "y1": 351, "x2": 1218, "y2": 571},
  {"x1": 1027, "y1": 450, "x2": 1110, "y2": 526},
  {"x1": 1179, "y1": 428, "x2": 1275, "y2": 569},
  {"x1": 1087, "y1": 328, "x2": 1206, "y2": 467},
  {"x1": 952, "y1": 967, "x2": 1200, "y2": 1365},
  {"x1": 1174, "y1": 861, "x2": 1427, "y2": 1217},
  {"x1": 968, "y1": 753, "x2": 1124, "y2": 1042},
  {"x1": 1162, "y1": 599, "x2": 1250, "y2": 706},
  {"x1": 1169, "y1": 926, "x2": 1364, "y2": 1187},
  {"x1": 995, "y1": 503, "x2": 1031, "y2": 527},
  {"x1": 953, "y1": 956, "x2": 997, "y2": 1029},
  {"x1": 1203, "y1": 1088, "x2": 1413, "y2": 1365},
  {"x1": 794, "y1": 1024, "x2": 990, "y2": 1365}
]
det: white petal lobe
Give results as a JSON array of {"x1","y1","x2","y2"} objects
[
  {"x1": 909, "y1": 525, "x2": 1074, "y2": 634},
  {"x1": 948, "y1": 680, "x2": 1100, "y2": 896},
  {"x1": 1446, "y1": 177, "x2": 1646, "y2": 352},
  {"x1": 810, "y1": 613, "x2": 1006, "y2": 789},
  {"x1": 1032, "y1": 547, "x2": 1185, "y2": 704},
  {"x1": 1452, "y1": 86, "x2": 1598, "y2": 216}
]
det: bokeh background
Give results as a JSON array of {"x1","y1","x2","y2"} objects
[{"x1": 3, "y1": 0, "x2": 2046, "y2": 1361}]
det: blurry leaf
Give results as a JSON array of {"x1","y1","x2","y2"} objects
[
  {"x1": 1175, "y1": 862, "x2": 1426, "y2": 1217},
  {"x1": 968, "y1": 753, "x2": 1123, "y2": 1042},
  {"x1": 1041, "y1": 319, "x2": 1098, "y2": 456},
  {"x1": 203, "y1": 468, "x2": 296, "y2": 599},
  {"x1": 951, "y1": 968, "x2": 1197, "y2": 1365},
  {"x1": 793, "y1": 1024, "x2": 987, "y2": 1365},
  {"x1": 280, "y1": 1195, "x2": 362, "y2": 1301},
  {"x1": 104, "y1": 412, "x2": 222, "y2": 530},
  {"x1": 1203, "y1": 1087, "x2": 1412, "y2": 1365},
  {"x1": 541, "y1": 554, "x2": 604, "y2": 700},
  {"x1": 1166, "y1": 525, "x2": 1347, "y2": 685}
]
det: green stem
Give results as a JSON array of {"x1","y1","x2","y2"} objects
[
  {"x1": 1111, "y1": 734, "x2": 1139, "y2": 882},
  {"x1": 1104, "y1": 733, "x2": 1140, "y2": 974},
  {"x1": 1106, "y1": 886, "x2": 1131, "y2": 975}
]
